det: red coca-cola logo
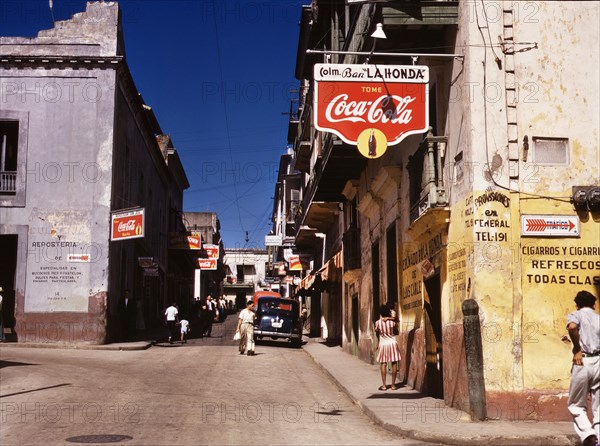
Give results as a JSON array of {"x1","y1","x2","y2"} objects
[
  {"x1": 111, "y1": 210, "x2": 144, "y2": 240},
  {"x1": 118, "y1": 220, "x2": 136, "y2": 232},
  {"x1": 314, "y1": 67, "x2": 429, "y2": 149}
]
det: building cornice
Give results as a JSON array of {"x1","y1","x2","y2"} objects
[{"x1": 0, "y1": 54, "x2": 123, "y2": 68}]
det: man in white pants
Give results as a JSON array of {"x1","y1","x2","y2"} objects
[
  {"x1": 567, "y1": 290, "x2": 600, "y2": 446},
  {"x1": 236, "y1": 300, "x2": 255, "y2": 356}
]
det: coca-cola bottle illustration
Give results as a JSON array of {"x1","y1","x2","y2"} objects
[{"x1": 368, "y1": 129, "x2": 377, "y2": 157}]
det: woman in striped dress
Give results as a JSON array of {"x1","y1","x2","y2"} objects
[{"x1": 375, "y1": 304, "x2": 401, "y2": 390}]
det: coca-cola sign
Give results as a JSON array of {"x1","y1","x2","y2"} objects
[
  {"x1": 111, "y1": 208, "x2": 145, "y2": 241},
  {"x1": 314, "y1": 64, "x2": 429, "y2": 158}
]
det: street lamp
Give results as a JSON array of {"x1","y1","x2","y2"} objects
[{"x1": 367, "y1": 23, "x2": 387, "y2": 63}]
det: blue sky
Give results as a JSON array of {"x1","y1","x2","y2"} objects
[{"x1": 1, "y1": 0, "x2": 304, "y2": 249}]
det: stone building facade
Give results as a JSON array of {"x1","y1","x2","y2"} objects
[{"x1": 0, "y1": 2, "x2": 192, "y2": 343}]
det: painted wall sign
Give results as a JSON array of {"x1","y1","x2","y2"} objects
[
  {"x1": 67, "y1": 253, "x2": 91, "y2": 263},
  {"x1": 522, "y1": 242, "x2": 600, "y2": 286},
  {"x1": 521, "y1": 215, "x2": 579, "y2": 237},
  {"x1": 27, "y1": 235, "x2": 89, "y2": 312},
  {"x1": 314, "y1": 63, "x2": 429, "y2": 158},
  {"x1": 110, "y1": 208, "x2": 144, "y2": 241}
]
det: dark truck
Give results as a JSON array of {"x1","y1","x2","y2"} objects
[{"x1": 253, "y1": 296, "x2": 303, "y2": 347}]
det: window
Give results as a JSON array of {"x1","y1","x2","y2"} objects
[
  {"x1": 0, "y1": 121, "x2": 19, "y2": 194},
  {"x1": 0, "y1": 110, "x2": 28, "y2": 207},
  {"x1": 532, "y1": 137, "x2": 569, "y2": 165}
]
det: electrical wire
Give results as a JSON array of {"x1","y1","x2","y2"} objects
[
  {"x1": 211, "y1": 0, "x2": 246, "y2": 238},
  {"x1": 475, "y1": 1, "x2": 571, "y2": 204}
]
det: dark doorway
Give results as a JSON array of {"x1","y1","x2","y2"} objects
[
  {"x1": 424, "y1": 274, "x2": 444, "y2": 399},
  {"x1": 0, "y1": 235, "x2": 18, "y2": 333},
  {"x1": 371, "y1": 241, "x2": 380, "y2": 323},
  {"x1": 235, "y1": 292, "x2": 246, "y2": 310},
  {"x1": 386, "y1": 224, "x2": 398, "y2": 309},
  {"x1": 351, "y1": 293, "x2": 359, "y2": 347}
]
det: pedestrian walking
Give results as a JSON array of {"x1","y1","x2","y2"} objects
[
  {"x1": 566, "y1": 290, "x2": 600, "y2": 446},
  {"x1": 374, "y1": 304, "x2": 401, "y2": 391},
  {"x1": 164, "y1": 302, "x2": 179, "y2": 344},
  {"x1": 179, "y1": 318, "x2": 190, "y2": 344},
  {"x1": 199, "y1": 295, "x2": 216, "y2": 337},
  {"x1": 236, "y1": 300, "x2": 256, "y2": 356}
]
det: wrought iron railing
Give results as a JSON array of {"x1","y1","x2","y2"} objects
[{"x1": 0, "y1": 171, "x2": 16, "y2": 194}]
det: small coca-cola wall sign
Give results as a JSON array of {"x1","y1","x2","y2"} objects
[
  {"x1": 314, "y1": 63, "x2": 429, "y2": 158},
  {"x1": 111, "y1": 208, "x2": 145, "y2": 241}
]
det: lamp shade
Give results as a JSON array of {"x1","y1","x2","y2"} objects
[{"x1": 371, "y1": 23, "x2": 387, "y2": 39}]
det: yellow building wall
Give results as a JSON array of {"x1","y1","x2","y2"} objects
[{"x1": 520, "y1": 196, "x2": 600, "y2": 391}]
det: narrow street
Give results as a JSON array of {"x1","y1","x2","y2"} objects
[{"x1": 0, "y1": 314, "x2": 442, "y2": 446}]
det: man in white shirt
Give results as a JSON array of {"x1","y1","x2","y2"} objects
[
  {"x1": 566, "y1": 290, "x2": 600, "y2": 446},
  {"x1": 164, "y1": 303, "x2": 179, "y2": 344},
  {"x1": 236, "y1": 300, "x2": 256, "y2": 355}
]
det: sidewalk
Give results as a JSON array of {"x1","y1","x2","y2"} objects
[{"x1": 302, "y1": 340, "x2": 578, "y2": 446}]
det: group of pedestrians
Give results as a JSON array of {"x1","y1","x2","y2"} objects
[
  {"x1": 162, "y1": 294, "x2": 235, "y2": 344},
  {"x1": 197, "y1": 294, "x2": 233, "y2": 337},
  {"x1": 164, "y1": 302, "x2": 189, "y2": 344}
]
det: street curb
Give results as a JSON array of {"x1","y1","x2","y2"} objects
[
  {"x1": 0, "y1": 341, "x2": 153, "y2": 351},
  {"x1": 301, "y1": 347, "x2": 576, "y2": 446}
]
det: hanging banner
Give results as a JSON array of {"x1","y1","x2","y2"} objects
[
  {"x1": 198, "y1": 258, "x2": 217, "y2": 270},
  {"x1": 111, "y1": 208, "x2": 144, "y2": 241},
  {"x1": 197, "y1": 243, "x2": 219, "y2": 270},
  {"x1": 201, "y1": 243, "x2": 220, "y2": 259},
  {"x1": 169, "y1": 231, "x2": 202, "y2": 250},
  {"x1": 289, "y1": 255, "x2": 303, "y2": 271},
  {"x1": 314, "y1": 63, "x2": 429, "y2": 158}
]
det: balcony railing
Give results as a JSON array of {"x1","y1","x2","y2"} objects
[
  {"x1": 408, "y1": 131, "x2": 448, "y2": 223},
  {"x1": 0, "y1": 171, "x2": 16, "y2": 194}
]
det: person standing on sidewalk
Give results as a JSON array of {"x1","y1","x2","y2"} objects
[
  {"x1": 566, "y1": 290, "x2": 600, "y2": 446},
  {"x1": 374, "y1": 304, "x2": 401, "y2": 391},
  {"x1": 236, "y1": 300, "x2": 256, "y2": 356}
]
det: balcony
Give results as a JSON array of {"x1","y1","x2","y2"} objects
[
  {"x1": 0, "y1": 171, "x2": 16, "y2": 194},
  {"x1": 408, "y1": 131, "x2": 449, "y2": 224},
  {"x1": 381, "y1": 1, "x2": 459, "y2": 27}
]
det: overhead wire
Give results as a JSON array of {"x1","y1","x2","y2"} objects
[
  {"x1": 475, "y1": 0, "x2": 571, "y2": 204},
  {"x1": 211, "y1": 0, "x2": 246, "y2": 240}
]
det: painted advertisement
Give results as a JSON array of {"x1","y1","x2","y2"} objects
[{"x1": 26, "y1": 215, "x2": 104, "y2": 312}]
